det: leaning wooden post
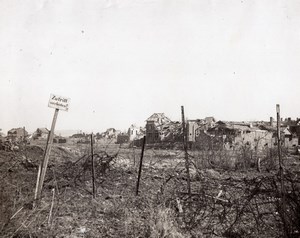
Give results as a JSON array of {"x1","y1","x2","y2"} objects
[
  {"x1": 37, "y1": 108, "x2": 59, "y2": 199},
  {"x1": 136, "y1": 136, "x2": 146, "y2": 196},
  {"x1": 36, "y1": 94, "x2": 70, "y2": 200},
  {"x1": 181, "y1": 106, "x2": 191, "y2": 196},
  {"x1": 91, "y1": 133, "x2": 96, "y2": 198},
  {"x1": 276, "y1": 104, "x2": 288, "y2": 235}
]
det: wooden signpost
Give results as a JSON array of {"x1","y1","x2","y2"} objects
[{"x1": 35, "y1": 94, "x2": 70, "y2": 200}]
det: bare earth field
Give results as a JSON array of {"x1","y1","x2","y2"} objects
[{"x1": 1, "y1": 141, "x2": 300, "y2": 238}]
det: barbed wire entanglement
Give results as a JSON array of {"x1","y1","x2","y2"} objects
[{"x1": 0, "y1": 142, "x2": 300, "y2": 237}]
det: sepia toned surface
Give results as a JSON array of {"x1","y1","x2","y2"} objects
[{"x1": 1, "y1": 1, "x2": 300, "y2": 237}]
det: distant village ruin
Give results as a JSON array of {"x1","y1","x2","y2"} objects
[{"x1": 1, "y1": 113, "x2": 300, "y2": 153}]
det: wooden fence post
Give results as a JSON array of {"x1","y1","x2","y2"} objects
[
  {"x1": 276, "y1": 104, "x2": 289, "y2": 236},
  {"x1": 181, "y1": 106, "x2": 191, "y2": 196},
  {"x1": 136, "y1": 136, "x2": 146, "y2": 196},
  {"x1": 91, "y1": 133, "x2": 96, "y2": 198}
]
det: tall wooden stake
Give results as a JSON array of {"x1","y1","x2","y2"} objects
[
  {"x1": 276, "y1": 104, "x2": 284, "y2": 183},
  {"x1": 181, "y1": 106, "x2": 191, "y2": 196},
  {"x1": 136, "y1": 136, "x2": 146, "y2": 196},
  {"x1": 277, "y1": 104, "x2": 288, "y2": 236},
  {"x1": 91, "y1": 133, "x2": 96, "y2": 198},
  {"x1": 37, "y1": 108, "x2": 59, "y2": 199},
  {"x1": 277, "y1": 104, "x2": 284, "y2": 192}
]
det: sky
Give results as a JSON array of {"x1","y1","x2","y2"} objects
[{"x1": 0, "y1": 0, "x2": 300, "y2": 134}]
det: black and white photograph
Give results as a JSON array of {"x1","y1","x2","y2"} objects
[{"x1": 0, "y1": 0, "x2": 300, "y2": 237}]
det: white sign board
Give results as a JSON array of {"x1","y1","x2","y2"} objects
[{"x1": 48, "y1": 94, "x2": 70, "y2": 111}]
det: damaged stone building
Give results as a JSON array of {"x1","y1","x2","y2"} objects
[
  {"x1": 32, "y1": 128, "x2": 49, "y2": 140},
  {"x1": 186, "y1": 117, "x2": 216, "y2": 144},
  {"x1": 187, "y1": 117, "x2": 299, "y2": 151},
  {"x1": 127, "y1": 124, "x2": 144, "y2": 141},
  {"x1": 7, "y1": 127, "x2": 28, "y2": 142},
  {"x1": 143, "y1": 113, "x2": 299, "y2": 151},
  {"x1": 189, "y1": 121, "x2": 275, "y2": 151},
  {"x1": 281, "y1": 118, "x2": 300, "y2": 151},
  {"x1": 146, "y1": 113, "x2": 170, "y2": 143},
  {"x1": 145, "y1": 113, "x2": 182, "y2": 144}
]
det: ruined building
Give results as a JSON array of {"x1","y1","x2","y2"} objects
[
  {"x1": 7, "y1": 127, "x2": 28, "y2": 142},
  {"x1": 146, "y1": 113, "x2": 171, "y2": 143}
]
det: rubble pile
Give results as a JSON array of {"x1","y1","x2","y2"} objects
[
  {"x1": 0, "y1": 140, "x2": 21, "y2": 151},
  {"x1": 158, "y1": 121, "x2": 183, "y2": 142}
]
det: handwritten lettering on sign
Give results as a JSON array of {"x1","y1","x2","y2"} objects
[{"x1": 48, "y1": 94, "x2": 70, "y2": 111}]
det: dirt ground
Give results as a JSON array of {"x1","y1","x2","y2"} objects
[{"x1": 0, "y1": 142, "x2": 300, "y2": 238}]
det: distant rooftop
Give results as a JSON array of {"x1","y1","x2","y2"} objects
[{"x1": 146, "y1": 113, "x2": 171, "y2": 124}]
